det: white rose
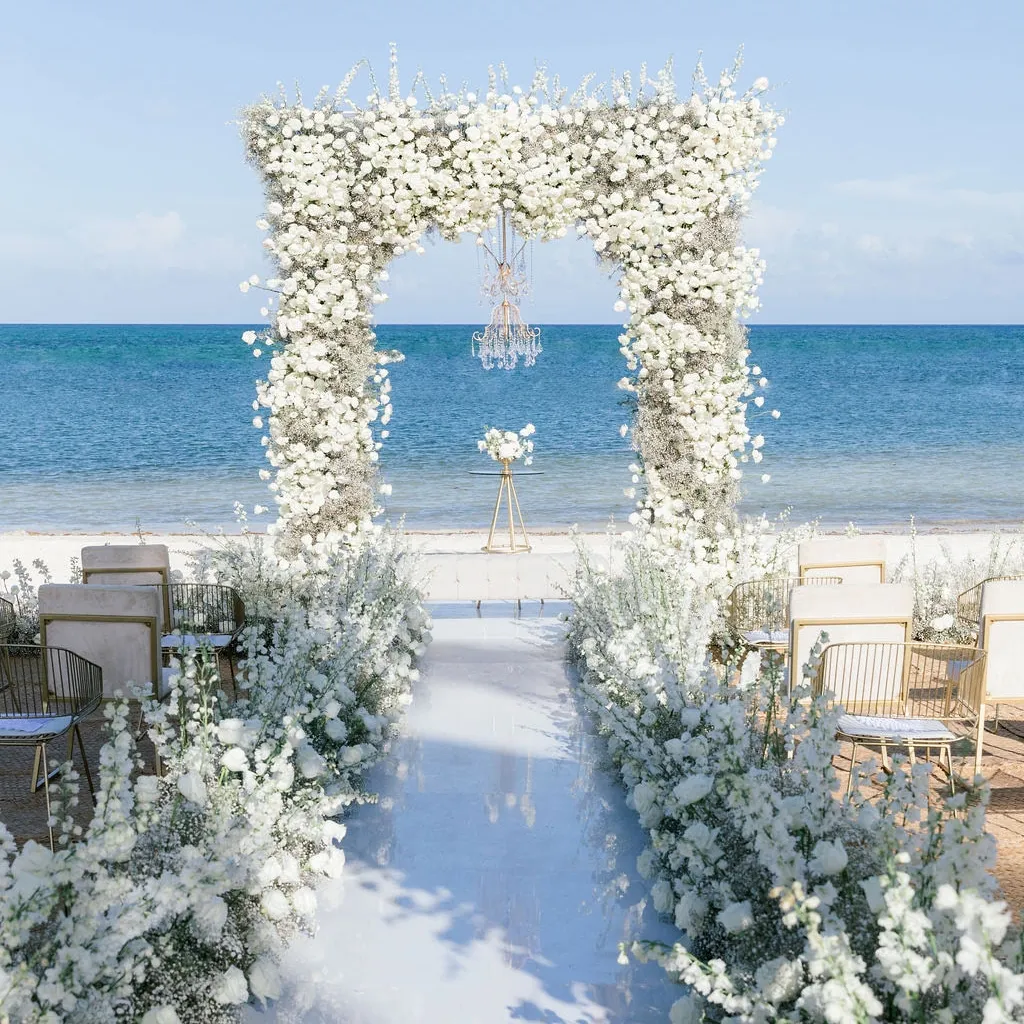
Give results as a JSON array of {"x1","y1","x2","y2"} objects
[
  {"x1": 248, "y1": 956, "x2": 282, "y2": 1004},
  {"x1": 297, "y1": 745, "x2": 326, "y2": 779},
  {"x1": 755, "y1": 956, "x2": 802, "y2": 1005},
  {"x1": 211, "y1": 966, "x2": 249, "y2": 1005},
  {"x1": 135, "y1": 774, "x2": 160, "y2": 804},
  {"x1": 674, "y1": 891, "x2": 708, "y2": 933},
  {"x1": 669, "y1": 994, "x2": 704, "y2": 1024},
  {"x1": 718, "y1": 899, "x2": 753, "y2": 933},
  {"x1": 652, "y1": 878, "x2": 674, "y2": 913},
  {"x1": 325, "y1": 718, "x2": 348, "y2": 742},
  {"x1": 261, "y1": 888, "x2": 292, "y2": 921},
  {"x1": 217, "y1": 718, "x2": 249, "y2": 747},
  {"x1": 291, "y1": 885, "x2": 318, "y2": 917},
  {"x1": 192, "y1": 895, "x2": 228, "y2": 941},
  {"x1": 221, "y1": 747, "x2": 248, "y2": 773},
  {"x1": 636, "y1": 848, "x2": 656, "y2": 879},
  {"x1": 672, "y1": 773, "x2": 714, "y2": 807},
  {"x1": 809, "y1": 838, "x2": 848, "y2": 877},
  {"x1": 141, "y1": 1008, "x2": 181, "y2": 1024},
  {"x1": 177, "y1": 771, "x2": 208, "y2": 807}
]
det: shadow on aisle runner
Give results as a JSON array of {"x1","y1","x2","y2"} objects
[{"x1": 247, "y1": 602, "x2": 681, "y2": 1023}]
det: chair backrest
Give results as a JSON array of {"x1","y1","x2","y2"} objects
[
  {"x1": 165, "y1": 583, "x2": 245, "y2": 638},
  {"x1": 727, "y1": 575, "x2": 843, "y2": 635},
  {"x1": 957, "y1": 575, "x2": 1024, "y2": 631},
  {"x1": 38, "y1": 584, "x2": 164, "y2": 700},
  {"x1": 978, "y1": 579, "x2": 1024, "y2": 701},
  {"x1": 82, "y1": 545, "x2": 172, "y2": 622},
  {"x1": 0, "y1": 596, "x2": 14, "y2": 641},
  {"x1": 814, "y1": 641, "x2": 986, "y2": 721},
  {"x1": 797, "y1": 537, "x2": 887, "y2": 584},
  {"x1": 789, "y1": 583, "x2": 914, "y2": 689},
  {"x1": 0, "y1": 644, "x2": 103, "y2": 722}
]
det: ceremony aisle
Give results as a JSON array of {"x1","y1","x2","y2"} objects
[{"x1": 250, "y1": 602, "x2": 679, "y2": 1023}]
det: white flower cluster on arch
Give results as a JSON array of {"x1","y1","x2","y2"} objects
[{"x1": 240, "y1": 55, "x2": 781, "y2": 552}]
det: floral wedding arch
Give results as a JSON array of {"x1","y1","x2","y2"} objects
[{"x1": 240, "y1": 54, "x2": 781, "y2": 553}]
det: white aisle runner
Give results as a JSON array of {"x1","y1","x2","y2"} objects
[{"x1": 252, "y1": 604, "x2": 679, "y2": 1023}]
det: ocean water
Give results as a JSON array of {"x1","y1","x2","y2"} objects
[{"x1": 0, "y1": 323, "x2": 1021, "y2": 533}]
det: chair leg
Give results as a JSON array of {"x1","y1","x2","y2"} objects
[
  {"x1": 74, "y1": 724, "x2": 96, "y2": 798},
  {"x1": 31, "y1": 744, "x2": 43, "y2": 793},
  {"x1": 226, "y1": 650, "x2": 237, "y2": 697},
  {"x1": 907, "y1": 743, "x2": 916, "y2": 767},
  {"x1": 846, "y1": 741, "x2": 858, "y2": 797},
  {"x1": 975, "y1": 703, "x2": 986, "y2": 780},
  {"x1": 945, "y1": 744, "x2": 955, "y2": 797},
  {"x1": 41, "y1": 743, "x2": 54, "y2": 853},
  {"x1": 880, "y1": 741, "x2": 890, "y2": 772}
]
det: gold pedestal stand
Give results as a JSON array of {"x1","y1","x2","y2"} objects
[{"x1": 484, "y1": 460, "x2": 531, "y2": 553}]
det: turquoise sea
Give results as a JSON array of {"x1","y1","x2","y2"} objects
[{"x1": 1, "y1": 324, "x2": 1022, "y2": 532}]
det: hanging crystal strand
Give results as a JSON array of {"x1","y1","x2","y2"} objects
[{"x1": 472, "y1": 211, "x2": 540, "y2": 370}]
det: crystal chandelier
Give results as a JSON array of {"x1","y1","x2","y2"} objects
[{"x1": 472, "y1": 212, "x2": 541, "y2": 370}]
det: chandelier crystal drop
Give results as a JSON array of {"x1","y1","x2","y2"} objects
[{"x1": 472, "y1": 212, "x2": 541, "y2": 371}]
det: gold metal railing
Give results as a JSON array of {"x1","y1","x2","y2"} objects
[
  {"x1": 726, "y1": 575, "x2": 843, "y2": 647},
  {"x1": 955, "y1": 575, "x2": 1024, "y2": 631},
  {"x1": 813, "y1": 641, "x2": 986, "y2": 726},
  {"x1": 0, "y1": 596, "x2": 15, "y2": 642}
]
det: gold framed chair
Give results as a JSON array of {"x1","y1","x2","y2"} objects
[
  {"x1": 37, "y1": 584, "x2": 172, "y2": 700},
  {"x1": 81, "y1": 544, "x2": 172, "y2": 627},
  {"x1": 0, "y1": 595, "x2": 14, "y2": 640},
  {"x1": 789, "y1": 583, "x2": 915, "y2": 700},
  {"x1": 159, "y1": 583, "x2": 246, "y2": 687},
  {"x1": 726, "y1": 575, "x2": 843, "y2": 657},
  {"x1": 797, "y1": 537, "x2": 887, "y2": 584},
  {"x1": 0, "y1": 595, "x2": 15, "y2": 681},
  {"x1": 0, "y1": 644, "x2": 103, "y2": 849},
  {"x1": 813, "y1": 640, "x2": 986, "y2": 795},
  {"x1": 971, "y1": 579, "x2": 1024, "y2": 764},
  {"x1": 955, "y1": 575, "x2": 1024, "y2": 632}
]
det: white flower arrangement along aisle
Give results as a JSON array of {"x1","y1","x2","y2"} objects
[
  {"x1": 569, "y1": 526, "x2": 1024, "y2": 1023},
  {"x1": 238, "y1": 50, "x2": 780, "y2": 556},
  {"x1": 0, "y1": 530, "x2": 431, "y2": 1022}
]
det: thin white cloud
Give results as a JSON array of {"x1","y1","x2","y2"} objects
[
  {"x1": 73, "y1": 211, "x2": 185, "y2": 257},
  {"x1": 0, "y1": 212, "x2": 249, "y2": 274},
  {"x1": 833, "y1": 175, "x2": 1024, "y2": 214}
]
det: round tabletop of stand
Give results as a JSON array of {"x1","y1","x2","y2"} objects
[{"x1": 467, "y1": 471, "x2": 544, "y2": 476}]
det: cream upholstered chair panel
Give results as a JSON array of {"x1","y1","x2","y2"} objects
[
  {"x1": 81, "y1": 544, "x2": 170, "y2": 575},
  {"x1": 797, "y1": 537, "x2": 887, "y2": 584},
  {"x1": 979, "y1": 580, "x2": 1024, "y2": 701},
  {"x1": 789, "y1": 583, "x2": 914, "y2": 692},
  {"x1": 82, "y1": 544, "x2": 172, "y2": 621},
  {"x1": 38, "y1": 584, "x2": 164, "y2": 700}
]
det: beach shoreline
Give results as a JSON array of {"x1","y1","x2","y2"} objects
[{"x1": 3, "y1": 525, "x2": 1021, "y2": 602}]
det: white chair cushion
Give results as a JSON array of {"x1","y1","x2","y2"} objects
[
  {"x1": 0, "y1": 715, "x2": 74, "y2": 738},
  {"x1": 837, "y1": 714, "x2": 956, "y2": 743},
  {"x1": 162, "y1": 634, "x2": 233, "y2": 649},
  {"x1": 744, "y1": 629, "x2": 789, "y2": 645}
]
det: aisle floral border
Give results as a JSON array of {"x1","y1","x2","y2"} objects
[
  {"x1": 240, "y1": 53, "x2": 781, "y2": 554},
  {"x1": 0, "y1": 529, "x2": 430, "y2": 1022},
  {"x1": 569, "y1": 528, "x2": 1024, "y2": 1023}
]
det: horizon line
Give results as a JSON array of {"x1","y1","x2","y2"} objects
[{"x1": 3, "y1": 321, "x2": 1024, "y2": 329}]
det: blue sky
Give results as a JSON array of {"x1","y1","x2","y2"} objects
[{"x1": 2, "y1": 0, "x2": 1021, "y2": 324}]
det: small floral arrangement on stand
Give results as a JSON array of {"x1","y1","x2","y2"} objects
[{"x1": 478, "y1": 424, "x2": 535, "y2": 466}]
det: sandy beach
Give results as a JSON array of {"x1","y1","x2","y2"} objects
[{"x1": 2, "y1": 527, "x2": 1017, "y2": 602}]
